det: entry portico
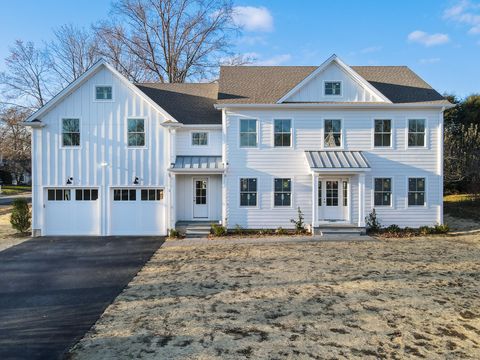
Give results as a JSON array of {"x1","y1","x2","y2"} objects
[{"x1": 306, "y1": 151, "x2": 370, "y2": 228}]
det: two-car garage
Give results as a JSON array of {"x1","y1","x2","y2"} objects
[{"x1": 43, "y1": 187, "x2": 166, "y2": 236}]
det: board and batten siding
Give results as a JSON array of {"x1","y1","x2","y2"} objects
[
  {"x1": 175, "y1": 128, "x2": 222, "y2": 156},
  {"x1": 224, "y1": 108, "x2": 443, "y2": 229},
  {"x1": 32, "y1": 66, "x2": 170, "y2": 233}
]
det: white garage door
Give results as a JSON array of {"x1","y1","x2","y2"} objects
[
  {"x1": 44, "y1": 188, "x2": 101, "y2": 236},
  {"x1": 110, "y1": 188, "x2": 166, "y2": 236}
]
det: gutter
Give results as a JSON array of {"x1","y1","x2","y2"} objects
[{"x1": 214, "y1": 102, "x2": 456, "y2": 110}]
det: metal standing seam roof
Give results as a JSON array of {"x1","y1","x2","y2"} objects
[
  {"x1": 172, "y1": 156, "x2": 223, "y2": 170},
  {"x1": 305, "y1": 151, "x2": 370, "y2": 169}
]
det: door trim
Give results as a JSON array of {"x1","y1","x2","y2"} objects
[
  {"x1": 317, "y1": 177, "x2": 351, "y2": 223},
  {"x1": 192, "y1": 177, "x2": 209, "y2": 219}
]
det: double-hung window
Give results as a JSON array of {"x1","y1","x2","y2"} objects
[
  {"x1": 95, "y1": 86, "x2": 112, "y2": 100},
  {"x1": 274, "y1": 178, "x2": 291, "y2": 207},
  {"x1": 408, "y1": 178, "x2": 426, "y2": 206},
  {"x1": 62, "y1": 118, "x2": 80, "y2": 147},
  {"x1": 192, "y1": 132, "x2": 208, "y2": 146},
  {"x1": 240, "y1": 178, "x2": 257, "y2": 207},
  {"x1": 408, "y1": 119, "x2": 426, "y2": 147},
  {"x1": 324, "y1": 119, "x2": 342, "y2": 147},
  {"x1": 374, "y1": 119, "x2": 392, "y2": 147},
  {"x1": 127, "y1": 118, "x2": 145, "y2": 147},
  {"x1": 374, "y1": 178, "x2": 392, "y2": 206},
  {"x1": 274, "y1": 119, "x2": 292, "y2": 147},
  {"x1": 324, "y1": 81, "x2": 341, "y2": 96},
  {"x1": 240, "y1": 119, "x2": 257, "y2": 147}
]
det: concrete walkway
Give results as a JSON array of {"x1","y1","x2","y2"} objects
[{"x1": 163, "y1": 234, "x2": 375, "y2": 248}]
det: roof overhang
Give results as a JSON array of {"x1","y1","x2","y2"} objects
[
  {"x1": 305, "y1": 150, "x2": 371, "y2": 173},
  {"x1": 168, "y1": 168, "x2": 225, "y2": 174},
  {"x1": 169, "y1": 155, "x2": 224, "y2": 174},
  {"x1": 214, "y1": 102, "x2": 455, "y2": 110},
  {"x1": 21, "y1": 120, "x2": 46, "y2": 128}
]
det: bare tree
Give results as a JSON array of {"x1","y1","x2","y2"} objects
[
  {"x1": 95, "y1": 0, "x2": 238, "y2": 83},
  {"x1": 0, "y1": 40, "x2": 54, "y2": 110},
  {"x1": 48, "y1": 24, "x2": 100, "y2": 86},
  {"x1": 0, "y1": 107, "x2": 31, "y2": 184}
]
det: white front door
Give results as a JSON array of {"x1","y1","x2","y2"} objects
[
  {"x1": 318, "y1": 179, "x2": 348, "y2": 222},
  {"x1": 193, "y1": 178, "x2": 208, "y2": 218}
]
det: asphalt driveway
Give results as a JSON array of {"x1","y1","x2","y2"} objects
[{"x1": 0, "y1": 236, "x2": 164, "y2": 360}]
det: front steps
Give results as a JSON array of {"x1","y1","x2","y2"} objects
[
  {"x1": 314, "y1": 224, "x2": 366, "y2": 237},
  {"x1": 176, "y1": 221, "x2": 217, "y2": 238}
]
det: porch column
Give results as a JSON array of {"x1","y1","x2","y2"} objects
[
  {"x1": 169, "y1": 173, "x2": 176, "y2": 229},
  {"x1": 311, "y1": 173, "x2": 318, "y2": 229},
  {"x1": 358, "y1": 173, "x2": 366, "y2": 227}
]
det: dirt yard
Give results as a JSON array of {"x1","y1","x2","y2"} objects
[
  {"x1": 0, "y1": 205, "x2": 30, "y2": 252},
  {"x1": 69, "y1": 215, "x2": 480, "y2": 359}
]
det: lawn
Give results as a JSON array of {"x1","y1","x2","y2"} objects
[
  {"x1": 0, "y1": 185, "x2": 32, "y2": 196},
  {"x1": 69, "y1": 218, "x2": 480, "y2": 359}
]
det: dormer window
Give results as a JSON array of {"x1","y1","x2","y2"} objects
[
  {"x1": 95, "y1": 86, "x2": 113, "y2": 100},
  {"x1": 324, "y1": 81, "x2": 341, "y2": 96}
]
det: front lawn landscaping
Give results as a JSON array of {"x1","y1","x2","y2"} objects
[{"x1": 0, "y1": 185, "x2": 32, "y2": 196}]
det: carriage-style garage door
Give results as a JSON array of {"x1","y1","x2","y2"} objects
[
  {"x1": 110, "y1": 188, "x2": 166, "y2": 236},
  {"x1": 44, "y1": 188, "x2": 101, "y2": 236}
]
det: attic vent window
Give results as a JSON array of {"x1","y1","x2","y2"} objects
[
  {"x1": 324, "y1": 81, "x2": 341, "y2": 96},
  {"x1": 95, "y1": 86, "x2": 112, "y2": 100}
]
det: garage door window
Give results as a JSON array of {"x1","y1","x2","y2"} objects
[
  {"x1": 113, "y1": 189, "x2": 136, "y2": 201},
  {"x1": 47, "y1": 189, "x2": 71, "y2": 201},
  {"x1": 76, "y1": 189, "x2": 99, "y2": 201},
  {"x1": 141, "y1": 189, "x2": 164, "y2": 201}
]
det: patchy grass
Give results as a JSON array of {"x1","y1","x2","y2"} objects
[
  {"x1": 444, "y1": 194, "x2": 480, "y2": 222},
  {"x1": 69, "y1": 229, "x2": 480, "y2": 359},
  {"x1": 0, "y1": 185, "x2": 32, "y2": 196}
]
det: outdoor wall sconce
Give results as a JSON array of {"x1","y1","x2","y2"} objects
[
  {"x1": 66, "y1": 177, "x2": 73, "y2": 185},
  {"x1": 133, "y1": 177, "x2": 139, "y2": 185}
]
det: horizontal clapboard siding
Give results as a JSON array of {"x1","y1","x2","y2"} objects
[{"x1": 176, "y1": 128, "x2": 222, "y2": 156}]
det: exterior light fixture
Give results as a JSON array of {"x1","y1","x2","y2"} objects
[
  {"x1": 133, "y1": 177, "x2": 139, "y2": 185},
  {"x1": 66, "y1": 177, "x2": 73, "y2": 185}
]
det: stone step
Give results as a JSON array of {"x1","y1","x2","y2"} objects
[{"x1": 314, "y1": 226, "x2": 366, "y2": 236}]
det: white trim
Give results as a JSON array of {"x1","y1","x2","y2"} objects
[
  {"x1": 126, "y1": 117, "x2": 148, "y2": 149},
  {"x1": 191, "y1": 131, "x2": 209, "y2": 146},
  {"x1": 59, "y1": 117, "x2": 82, "y2": 149},
  {"x1": 238, "y1": 176, "x2": 259, "y2": 209},
  {"x1": 182, "y1": 124, "x2": 222, "y2": 129},
  {"x1": 272, "y1": 176, "x2": 294, "y2": 209},
  {"x1": 438, "y1": 108, "x2": 445, "y2": 224},
  {"x1": 25, "y1": 59, "x2": 179, "y2": 123},
  {"x1": 238, "y1": 117, "x2": 259, "y2": 149},
  {"x1": 371, "y1": 177, "x2": 394, "y2": 209},
  {"x1": 276, "y1": 54, "x2": 392, "y2": 104},
  {"x1": 405, "y1": 118, "x2": 428, "y2": 150},
  {"x1": 168, "y1": 168, "x2": 225, "y2": 174},
  {"x1": 371, "y1": 118, "x2": 394, "y2": 150},
  {"x1": 322, "y1": 118, "x2": 344, "y2": 149},
  {"x1": 93, "y1": 84, "x2": 114, "y2": 102},
  {"x1": 406, "y1": 176, "x2": 428, "y2": 208},
  {"x1": 323, "y1": 80, "x2": 343, "y2": 97},
  {"x1": 273, "y1": 118, "x2": 294, "y2": 148},
  {"x1": 214, "y1": 102, "x2": 454, "y2": 110}
]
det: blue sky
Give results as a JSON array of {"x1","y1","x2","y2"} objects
[{"x1": 0, "y1": 0, "x2": 479, "y2": 96}]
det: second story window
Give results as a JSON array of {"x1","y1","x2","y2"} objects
[
  {"x1": 95, "y1": 86, "x2": 112, "y2": 100},
  {"x1": 408, "y1": 119, "x2": 426, "y2": 147},
  {"x1": 62, "y1": 118, "x2": 80, "y2": 147},
  {"x1": 240, "y1": 119, "x2": 257, "y2": 147},
  {"x1": 274, "y1": 119, "x2": 292, "y2": 147},
  {"x1": 324, "y1": 81, "x2": 341, "y2": 96},
  {"x1": 192, "y1": 132, "x2": 208, "y2": 146},
  {"x1": 374, "y1": 119, "x2": 392, "y2": 147},
  {"x1": 127, "y1": 118, "x2": 145, "y2": 147},
  {"x1": 324, "y1": 119, "x2": 342, "y2": 147}
]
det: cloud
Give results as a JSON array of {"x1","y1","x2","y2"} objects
[
  {"x1": 419, "y1": 58, "x2": 441, "y2": 64},
  {"x1": 232, "y1": 6, "x2": 274, "y2": 32},
  {"x1": 444, "y1": 0, "x2": 480, "y2": 35},
  {"x1": 359, "y1": 46, "x2": 382, "y2": 54},
  {"x1": 237, "y1": 35, "x2": 268, "y2": 46},
  {"x1": 407, "y1": 30, "x2": 450, "y2": 46},
  {"x1": 252, "y1": 54, "x2": 292, "y2": 66}
]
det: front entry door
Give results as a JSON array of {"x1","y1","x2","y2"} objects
[
  {"x1": 193, "y1": 178, "x2": 208, "y2": 218},
  {"x1": 318, "y1": 179, "x2": 348, "y2": 221}
]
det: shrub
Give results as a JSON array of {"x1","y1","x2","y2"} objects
[
  {"x1": 234, "y1": 224, "x2": 244, "y2": 235},
  {"x1": 276, "y1": 227, "x2": 287, "y2": 235},
  {"x1": 290, "y1": 207, "x2": 306, "y2": 232},
  {"x1": 211, "y1": 223, "x2": 227, "y2": 236},
  {"x1": 168, "y1": 228, "x2": 181, "y2": 238},
  {"x1": 10, "y1": 198, "x2": 31, "y2": 234},
  {"x1": 365, "y1": 209, "x2": 381, "y2": 232},
  {"x1": 385, "y1": 224, "x2": 400, "y2": 233},
  {"x1": 434, "y1": 224, "x2": 449, "y2": 234},
  {"x1": 419, "y1": 226, "x2": 433, "y2": 236}
]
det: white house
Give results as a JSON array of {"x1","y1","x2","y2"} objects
[{"x1": 24, "y1": 55, "x2": 453, "y2": 237}]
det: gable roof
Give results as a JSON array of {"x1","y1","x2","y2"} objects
[
  {"x1": 25, "y1": 59, "x2": 179, "y2": 124},
  {"x1": 277, "y1": 55, "x2": 391, "y2": 103},
  {"x1": 135, "y1": 83, "x2": 221, "y2": 125},
  {"x1": 218, "y1": 64, "x2": 449, "y2": 105}
]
